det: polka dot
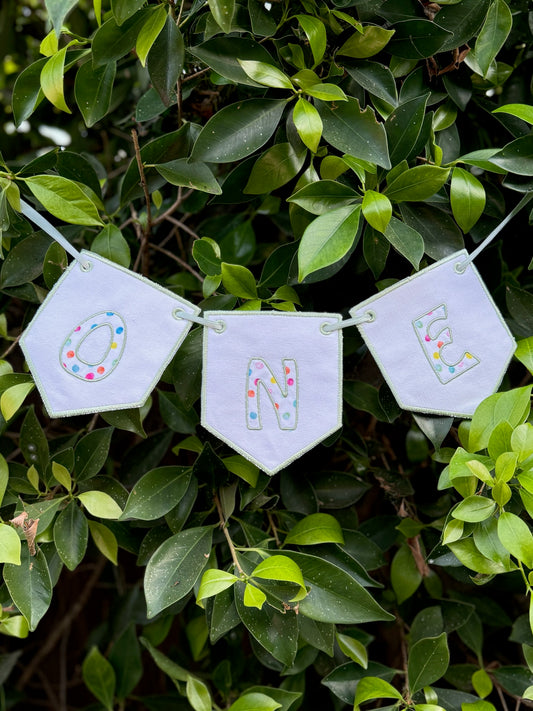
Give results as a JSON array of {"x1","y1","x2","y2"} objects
[
  {"x1": 74, "y1": 326, "x2": 81, "y2": 332},
  {"x1": 282, "y1": 413, "x2": 290, "y2": 420},
  {"x1": 116, "y1": 327, "x2": 124, "y2": 334},
  {"x1": 65, "y1": 339, "x2": 71, "y2": 346},
  {"x1": 255, "y1": 362, "x2": 264, "y2": 370},
  {"x1": 249, "y1": 412, "x2": 257, "y2": 420},
  {"x1": 459, "y1": 362, "x2": 464, "y2": 368},
  {"x1": 448, "y1": 366, "x2": 455, "y2": 373},
  {"x1": 112, "y1": 359, "x2": 118, "y2": 366},
  {"x1": 90, "y1": 323, "x2": 98, "y2": 329},
  {"x1": 72, "y1": 365, "x2": 80, "y2": 373},
  {"x1": 97, "y1": 366, "x2": 105, "y2": 374},
  {"x1": 254, "y1": 378, "x2": 259, "y2": 386},
  {"x1": 293, "y1": 400, "x2": 297, "y2": 407},
  {"x1": 85, "y1": 373, "x2": 95, "y2": 380},
  {"x1": 437, "y1": 340, "x2": 444, "y2": 348},
  {"x1": 67, "y1": 350, "x2": 75, "y2": 358},
  {"x1": 248, "y1": 390, "x2": 255, "y2": 397},
  {"x1": 415, "y1": 321, "x2": 423, "y2": 328},
  {"x1": 466, "y1": 353, "x2": 472, "y2": 359},
  {"x1": 435, "y1": 365, "x2": 442, "y2": 372},
  {"x1": 287, "y1": 378, "x2": 294, "y2": 386},
  {"x1": 285, "y1": 366, "x2": 291, "y2": 374},
  {"x1": 270, "y1": 377, "x2": 276, "y2": 384},
  {"x1": 62, "y1": 362, "x2": 67, "y2": 368},
  {"x1": 110, "y1": 342, "x2": 118, "y2": 349},
  {"x1": 275, "y1": 403, "x2": 279, "y2": 409},
  {"x1": 433, "y1": 352, "x2": 440, "y2": 360},
  {"x1": 106, "y1": 312, "x2": 114, "y2": 316},
  {"x1": 248, "y1": 369, "x2": 252, "y2": 376},
  {"x1": 424, "y1": 335, "x2": 430, "y2": 342}
]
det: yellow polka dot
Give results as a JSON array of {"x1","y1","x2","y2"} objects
[
  {"x1": 270, "y1": 377, "x2": 276, "y2": 384},
  {"x1": 111, "y1": 342, "x2": 118, "y2": 349},
  {"x1": 466, "y1": 353, "x2": 472, "y2": 359},
  {"x1": 433, "y1": 352, "x2": 440, "y2": 360}
]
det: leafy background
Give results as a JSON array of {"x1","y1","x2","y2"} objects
[{"x1": 1, "y1": 0, "x2": 533, "y2": 710}]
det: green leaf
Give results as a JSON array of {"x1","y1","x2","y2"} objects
[
  {"x1": 408, "y1": 633, "x2": 450, "y2": 695},
  {"x1": 147, "y1": 14, "x2": 184, "y2": 106},
  {"x1": 189, "y1": 37, "x2": 278, "y2": 88},
  {"x1": 208, "y1": 0, "x2": 235, "y2": 33},
  {"x1": 385, "y1": 166, "x2": 450, "y2": 202},
  {"x1": 53, "y1": 501, "x2": 88, "y2": 570},
  {"x1": 336, "y1": 632, "x2": 368, "y2": 668},
  {"x1": 43, "y1": 241, "x2": 68, "y2": 289},
  {"x1": 23, "y1": 175, "x2": 103, "y2": 226},
  {"x1": 385, "y1": 94, "x2": 429, "y2": 166},
  {"x1": 144, "y1": 526, "x2": 213, "y2": 618},
  {"x1": 317, "y1": 98, "x2": 391, "y2": 169},
  {"x1": 383, "y1": 216, "x2": 424, "y2": 269},
  {"x1": 111, "y1": 0, "x2": 146, "y2": 25},
  {"x1": 197, "y1": 569, "x2": 239, "y2": 601},
  {"x1": 155, "y1": 158, "x2": 221, "y2": 195},
  {"x1": 474, "y1": 0, "x2": 512, "y2": 78},
  {"x1": 244, "y1": 143, "x2": 306, "y2": 194},
  {"x1": 489, "y1": 136, "x2": 533, "y2": 176},
  {"x1": 390, "y1": 543, "x2": 422, "y2": 604},
  {"x1": 345, "y1": 61, "x2": 398, "y2": 107},
  {"x1": 229, "y1": 693, "x2": 282, "y2": 711},
  {"x1": 498, "y1": 512, "x2": 533, "y2": 567},
  {"x1": 387, "y1": 19, "x2": 452, "y2": 59},
  {"x1": 223, "y1": 455, "x2": 259, "y2": 487},
  {"x1": 221, "y1": 263, "x2": 258, "y2": 299},
  {"x1": 88, "y1": 520, "x2": 118, "y2": 565},
  {"x1": 40, "y1": 46, "x2": 71, "y2": 113},
  {"x1": 251, "y1": 555, "x2": 306, "y2": 601},
  {"x1": 12, "y1": 57, "x2": 47, "y2": 126},
  {"x1": 136, "y1": 4, "x2": 167, "y2": 66},
  {"x1": 186, "y1": 676, "x2": 212, "y2": 711},
  {"x1": 493, "y1": 103, "x2": 533, "y2": 125},
  {"x1": 91, "y1": 225, "x2": 131, "y2": 267},
  {"x1": 452, "y1": 496, "x2": 496, "y2": 523},
  {"x1": 193, "y1": 238, "x2": 222, "y2": 276},
  {"x1": 92, "y1": 10, "x2": 151, "y2": 66},
  {"x1": 120, "y1": 466, "x2": 192, "y2": 521},
  {"x1": 238, "y1": 60, "x2": 293, "y2": 90},
  {"x1": 192, "y1": 99, "x2": 286, "y2": 164},
  {"x1": 338, "y1": 26, "x2": 394, "y2": 59},
  {"x1": 511, "y1": 423, "x2": 533, "y2": 462},
  {"x1": 244, "y1": 583, "x2": 267, "y2": 609},
  {"x1": 74, "y1": 59, "x2": 116, "y2": 127},
  {"x1": 44, "y1": 0, "x2": 78, "y2": 37},
  {"x1": 288, "y1": 180, "x2": 358, "y2": 216},
  {"x1": 354, "y1": 677, "x2": 402, "y2": 710},
  {"x1": 293, "y1": 98, "x2": 323, "y2": 153},
  {"x1": 4, "y1": 547, "x2": 52, "y2": 631},
  {"x1": 298, "y1": 205, "x2": 361, "y2": 281},
  {"x1": 0, "y1": 452, "x2": 8, "y2": 507},
  {"x1": 82, "y1": 647, "x2": 116, "y2": 711},
  {"x1": 0, "y1": 383, "x2": 35, "y2": 421},
  {"x1": 469, "y1": 386, "x2": 532, "y2": 452},
  {"x1": 280, "y1": 550, "x2": 394, "y2": 624},
  {"x1": 77, "y1": 491, "x2": 123, "y2": 519},
  {"x1": 0, "y1": 524, "x2": 21, "y2": 565},
  {"x1": 295, "y1": 14, "x2": 327, "y2": 65},
  {"x1": 515, "y1": 338, "x2": 533, "y2": 375},
  {"x1": 362, "y1": 190, "x2": 392, "y2": 232},
  {"x1": 450, "y1": 167, "x2": 486, "y2": 233},
  {"x1": 284, "y1": 513, "x2": 344, "y2": 546},
  {"x1": 74, "y1": 427, "x2": 114, "y2": 481}
]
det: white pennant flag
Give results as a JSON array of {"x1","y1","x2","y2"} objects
[
  {"x1": 349, "y1": 250, "x2": 516, "y2": 417},
  {"x1": 201, "y1": 312, "x2": 343, "y2": 475},
  {"x1": 21, "y1": 251, "x2": 200, "y2": 417}
]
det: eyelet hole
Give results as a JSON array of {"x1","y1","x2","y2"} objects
[
  {"x1": 454, "y1": 262, "x2": 467, "y2": 274},
  {"x1": 365, "y1": 310, "x2": 376, "y2": 323},
  {"x1": 213, "y1": 320, "x2": 226, "y2": 334},
  {"x1": 173, "y1": 308, "x2": 184, "y2": 320},
  {"x1": 320, "y1": 322, "x2": 334, "y2": 335},
  {"x1": 79, "y1": 260, "x2": 93, "y2": 272}
]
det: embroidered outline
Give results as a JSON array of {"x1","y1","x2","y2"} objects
[
  {"x1": 246, "y1": 357, "x2": 298, "y2": 431},
  {"x1": 60, "y1": 311, "x2": 127, "y2": 382},
  {"x1": 412, "y1": 303, "x2": 480, "y2": 385}
]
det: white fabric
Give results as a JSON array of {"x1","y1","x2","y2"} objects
[
  {"x1": 201, "y1": 312, "x2": 343, "y2": 475},
  {"x1": 350, "y1": 250, "x2": 516, "y2": 417},
  {"x1": 21, "y1": 251, "x2": 200, "y2": 417}
]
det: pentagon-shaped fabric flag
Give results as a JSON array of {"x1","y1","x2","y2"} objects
[
  {"x1": 201, "y1": 312, "x2": 343, "y2": 475},
  {"x1": 349, "y1": 250, "x2": 516, "y2": 417},
  {"x1": 21, "y1": 251, "x2": 200, "y2": 417}
]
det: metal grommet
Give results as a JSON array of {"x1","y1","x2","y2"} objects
[
  {"x1": 454, "y1": 261, "x2": 467, "y2": 274},
  {"x1": 213, "y1": 320, "x2": 226, "y2": 334},
  {"x1": 79, "y1": 260, "x2": 93, "y2": 272},
  {"x1": 365, "y1": 310, "x2": 376, "y2": 323},
  {"x1": 320, "y1": 322, "x2": 334, "y2": 335}
]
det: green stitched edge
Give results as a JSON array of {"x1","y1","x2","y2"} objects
[
  {"x1": 20, "y1": 250, "x2": 201, "y2": 418},
  {"x1": 349, "y1": 250, "x2": 516, "y2": 418},
  {"x1": 201, "y1": 311, "x2": 343, "y2": 475}
]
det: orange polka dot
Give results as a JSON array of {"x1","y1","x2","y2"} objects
[
  {"x1": 275, "y1": 403, "x2": 279, "y2": 409},
  {"x1": 285, "y1": 366, "x2": 290, "y2": 374},
  {"x1": 248, "y1": 390, "x2": 255, "y2": 397},
  {"x1": 67, "y1": 351, "x2": 74, "y2": 358},
  {"x1": 97, "y1": 366, "x2": 105, "y2": 374}
]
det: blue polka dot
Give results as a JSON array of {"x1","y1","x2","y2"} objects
[
  {"x1": 65, "y1": 339, "x2": 71, "y2": 346},
  {"x1": 106, "y1": 312, "x2": 114, "y2": 316},
  {"x1": 449, "y1": 366, "x2": 455, "y2": 373},
  {"x1": 415, "y1": 320, "x2": 423, "y2": 328},
  {"x1": 116, "y1": 327, "x2": 124, "y2": 334},
  {"x1": 293, "y1": 400, "x2": 297, "y2": 407},
  {"x1": 249, "y1": 369, "x2": 252, "y2": 376},
  {"x1": 435, "y1": 365, "x2": 442, "y2": 372},
  {"x1": 249, "y1": 412, "x2": 257, "y2": 420},
  {"x1": 72, "y1": 365, "x2": 80, "y2": 373},
  {"x1": 283, "y1": 413, "x2": 290, "y2": 420},
  {"x1": 91, "y1": 323, "x2": 97, "y2": 329}
]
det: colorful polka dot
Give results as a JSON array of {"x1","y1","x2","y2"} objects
[
  {"x1": 65, "y1": 339, "x2": 71, "y2": 346},
  {"x1": 285, "y1": 366, "x2": 291, "y2": 374},
  {"x1": 110, "y1": 342, "x2": 118, "y2": 349},
  {"x1": 448, "y1": 366, "x2": 455, "y2": 373},
  {"x1": 270, "y1": 377, "x2": 276, "y2": 384},
  {"x1": 437, "y1": 341, "x2": 444, "y2": 348},
  {"x1": 116, "y1": 327, "x2": 124, "y2": 334},
  {"x1": 433, "y1": 352, "x2": 440, "y2": 360},
  {"x1": 415, "y1": 321, "x2": 423, "y2": 328},
  {"x1": 67, "y1": 350, "x2": 74, "y2": 358},
  {"x1": 255, "y1": 362, "x2": 264, "y2": 369},
  {"x1": 424, "y1": 335, "x2": 430, "y2": 342},
  {"x1": 275, "y1": 403, "x2": 279, "y2": 409},
  {"x1": 106, "y1": 312, "x2": 114, "y2": 316},
  {"x1": 249, "y1": 412, "x2": 257, "y2": 420},
  {"x1": 287, "y1": 378, "x2": 294, "y2": 386},
  {"x1": 90, "y1": 323, "x2": 98, "y2": 329},
  {"x1": 97, "y1": 366, "x2": 105, "y2": 374},
  {"x1": 435, "y1": 364, "x2": 442, "y2": 372},
  {"x1": 282, "y1": 413, "x2": 290, "y2": 420},
  {"x1": 72, "y1": 365, "x2": 80, "y2": 373},
  {"x1": 248, "y1": 390, "x2": 255, "y2": 397},
  {"x1": 85, "y1": 373, "x2": 95, "y2": 380},
  {"x1": 466, "y1": 353, "x2": 472, "y2": 359},
  {"x1": 74, "y1": 326, "x2": 81, "y2": 332},
  {"x1": 248, "y1": 369, "x2": 252, "y2": 376}
]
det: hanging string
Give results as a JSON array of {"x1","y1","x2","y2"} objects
[
  {"x1": 455, "y1": 191, "x2": 533, "y2": 273},
  {"x1": 19, "y1": 199, "x2": 91, "y2": 270},
  {"x1": 321, "y1": 312, "x2": 375, "y2": 333},
  {"x1": 173, "y1": 308, "x2": 225, "y2": 332}
]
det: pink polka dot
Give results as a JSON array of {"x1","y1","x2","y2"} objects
[
  {"x1": 254, "y1": 378, "x2": 259, "y2": 386},
  {"x1": 74, "y1": 326, "x2": 81, "y2": 332},
  {"x1": 287, "y1": 378, "x2": 294, "y2": 386},
  {"x1": 424, "y1": 335, "x2": 430, "y2": 342},
  {"x1": 85, "y1": 373, "x2": 95, "y2": 380},
  {"x1": 255, "y1": 362, "x2": 264, "y2": 369}
]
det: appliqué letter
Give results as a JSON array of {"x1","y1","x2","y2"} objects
[{"x1": 202, "y1": 312, "x2": 342, "y2": 475}]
